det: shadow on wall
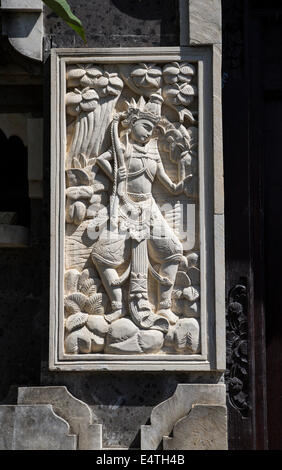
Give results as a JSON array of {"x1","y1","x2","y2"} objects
[
  {"x1": 0, "y1": 130, "x2": 30, "y2": 227},
  {"x1": 112, "y1": 0, "x2": 180, "y2": 45},
  {"x1": 112, "y1": 0, "x2": 178, "y2": 21}
]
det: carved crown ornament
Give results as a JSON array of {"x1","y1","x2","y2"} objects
[{"x1": 49, "y1": 47, "x2": 224, "y2": 371}]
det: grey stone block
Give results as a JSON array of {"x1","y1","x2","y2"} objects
[
  {"x1": 163, "y1": 404, "x2": 228, "y2": 450},
  {"x1": 0, "y1": 405, "x2": 77, "y2": 450},
  {"x1": 18, "y1": 386, "x2": 102, "y2": 449},
  {"x1": 0, "y1": 225, "x2": 29, "y2": 247},
  {"x1": 141, "y1": 383, "x2": 227, "y2": 449},
  {"x1": 189, "y1": 0, "x2": 221, "y2": 45}
]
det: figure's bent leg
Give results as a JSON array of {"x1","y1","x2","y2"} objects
[
  {"x1": 94, "y1": 262, "x2": 124, "y2": 323},
  {"x1": 148, "y1": 232, "x2": 183, "y2": 324},
  {"x1": 91, "y1": 229, "x2": 130, "y2": 323},
  {"x1": 157, "y1": 258, "x2": 180, "y2": 324}
]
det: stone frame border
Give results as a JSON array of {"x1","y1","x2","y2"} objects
[{"x1": 49, "y1": 47, "x2": 225, "y2": 372}]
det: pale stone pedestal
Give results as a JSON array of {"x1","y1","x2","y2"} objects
[
  {"x1": 141, "y1": 384, "x2": 227, "y2": 450},
  {"x1": 0, "y1": 386, "x2": 102, "y2": 450}
]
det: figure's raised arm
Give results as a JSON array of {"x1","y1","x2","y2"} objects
[{"x1": 96, "y1": 149, "x2": 114, "y2": 181}]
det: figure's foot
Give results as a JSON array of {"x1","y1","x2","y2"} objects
[
  {"x1": 105, "y1": 309, "x2": 124, "y2": 323},
  {"x1": 157, "y1": 308, "x2": 178, "y2": 325},
  {"x1": 105, "y1": 301, "x2": 124, "y2": 323}
]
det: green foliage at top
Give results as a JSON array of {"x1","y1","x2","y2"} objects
[{"x1": 42, "y1": 0, "x2": 86, "y2": 44}]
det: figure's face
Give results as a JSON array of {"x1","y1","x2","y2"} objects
[{"x1": 131, "y1": 119, "x2": 155, "y2": 144}]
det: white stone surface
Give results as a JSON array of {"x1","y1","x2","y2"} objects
[
  {"x1": 214, "y1": 213, "x2": 225, "y2": 370},
  {"x1": 1, "y1": 1, "x2": 43, "y2": 61},
  {"x1": 189, "y1": 0, "x2": 222, "y2": 45},
  {"x1": 212, "y1": 45, "x2": 224, "y2": 215},
  {"x1": 1, "y1": 0, "x2": 42, "y2": 11},
  {"x1": 50, "y1": 47, "x2": 224, "y2": 371},
  {"x1": 18, "y1": 386, "x2": 102, "y2": 450},
  {"x1": 163, "y1": 404, "x2": 228, "y2": 450},
  {"x1": 141, "y1": 383, "x2": 226, "y2": 449},
  {"x1": 0, "y1": 405, "x2": 77, "y2": 450}
]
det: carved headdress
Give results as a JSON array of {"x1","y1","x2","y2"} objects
[{"x1": 121, "y1": 94, "x2": 164, "y2": 128}]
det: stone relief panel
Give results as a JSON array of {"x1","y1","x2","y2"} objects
[
  {"x1": 50, "y1": 48, "x2": 223, "y2": 370},
  {"x1": 64, "y1": 59, "x2": 199, "y2": 356}
]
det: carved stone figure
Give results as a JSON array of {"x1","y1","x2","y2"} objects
[{"x1": 63, "y1": 61, "x2": 200, "y2": 356}]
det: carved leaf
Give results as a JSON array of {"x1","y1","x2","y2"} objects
[
  {"x1": 67, "y1": 65, "x2": 86, "y2": 79},
  {"x1": 79, "y1": 153, "x2": 88, "y2": 168},
  {"x1": 65, "y1": 293, "x2": 88, "y2": 313},
  {"x1": 64, "y1": 269, "x2": 80, "y2": 294},
  {"x1": 66, "y1": 186, "x2": 93, "y2": 200},
  {"x1": 183, "y1": 286, "x2": 200, "y2": 302},
  {"x1": 84, "y1": 293, "x2": 104, "y2": 315},
  {"x1": 80, "y1": 100, "x2": 98, "y2": 112},
  {"x1": 64, "y1": 298, "x2": 81, "y2": 316},
  {"x1": 66, "y1": 91, "x2": 82, "y2": 105},
  {"x1": 79, "y1": 278, "x2": 95, "y2": 295},
  {"x1": 66, "y1": 169, "x2": 90, "y2": 187},
  {"x1": 175, "y1": 271, "x2": 191, "y2": 289},
  {"x1": 77, "y1": 268, "x2": 92, "y2": 289},
  {"x1": 82, "y1": 88, "x2": 98, "y2": 100},
  {"x1": 70, "y1": 201, "x2": 86, "y2": 225},
  {"x1": 85, "y1": 66, "x2": 103, "y2": 78},
  {"x1": 187, "y1": 267, "x2": 200, "y2": 286},
  {"x1": 109, "y1": 76, "x2": 124, "y2": 88},
  {"x1": 163, "y1": 62, "x2": 195, "y2": 85},
  {"x1": 73, "y1": 158, "x2": 82, "y2": 168},
  {"x1": 65, "y1": 312, "x2": 89, "y2": 333}
]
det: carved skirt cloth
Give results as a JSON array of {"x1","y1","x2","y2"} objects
[{"x1": 91, "y1": 197, "x2": 183, "y2": 268}]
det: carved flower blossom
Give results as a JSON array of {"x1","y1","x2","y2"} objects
[
  {"x1": 163, "y1": 82, "x2": 197, "y2": 107},
  {"x1": 130, "y1": 63, "x2": 162, "y2": 90},
  {"x1": 95, "y1": 72, "x2": 124, "y2": 97},
  {"x1": 66, "y1": 64, "x2": 104, "y2": 88},
  {"x1": 163, "y1": 62, "x2": 195, "y2": 84},
  {"x1": 229, "y1": 377, "x2": 243, "y2": 393},
  {"x1": 66, "y1": 87, "x2": 99, "y2": 116}
]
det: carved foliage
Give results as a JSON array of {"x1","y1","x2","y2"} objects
[{"x1": 225, "y1": 282, "x2": 249, "y2": 416}]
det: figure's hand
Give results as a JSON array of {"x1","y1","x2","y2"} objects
[
  {"x1": 117, "y1": 166, "x2": 127, "y2": 181},
  {"x1": 182, "y1": 173, "x2": 193, "y2": 196},
  {"x1": 183, "y1": 173, "x2": 193, "y2": 184}
]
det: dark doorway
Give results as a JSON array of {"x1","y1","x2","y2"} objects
[{"x1": 223, "y1": 0, "x2": 282, "y2": 449}]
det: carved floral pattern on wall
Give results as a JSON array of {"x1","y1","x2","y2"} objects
[
  {"x1": 64, "y1": 60, "x2": 200, "y2": 356},
  {"x1": 225, "y1": 282, "x2": 249, "y2": 416}
]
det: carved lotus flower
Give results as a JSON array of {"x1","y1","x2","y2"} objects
[
  {"x1": 95, "y1": 72, "x2": 124, "y2": 97},
  {"x1": 161, "y1": 123, "x2": 194, "y2": 163},
  {"x1": 130, "y1": 63, "x2": 162, "y2": 90},
  {"x1": 66, "y1": 87, "x2": 99, "y2": 116},
  {"x1": 66, "y1": 64, "x2": 104, "y2": 88},
  {"x1": 163, "y1": 62, "x2": 195, "y2": 84},
  {"x1": 163, "y1": 82, "x2": 197, "y2": 107}
]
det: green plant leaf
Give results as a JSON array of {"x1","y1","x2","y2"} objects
[{"x1": 42, "y1": 0, "x2": 86, "y2": 43}]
